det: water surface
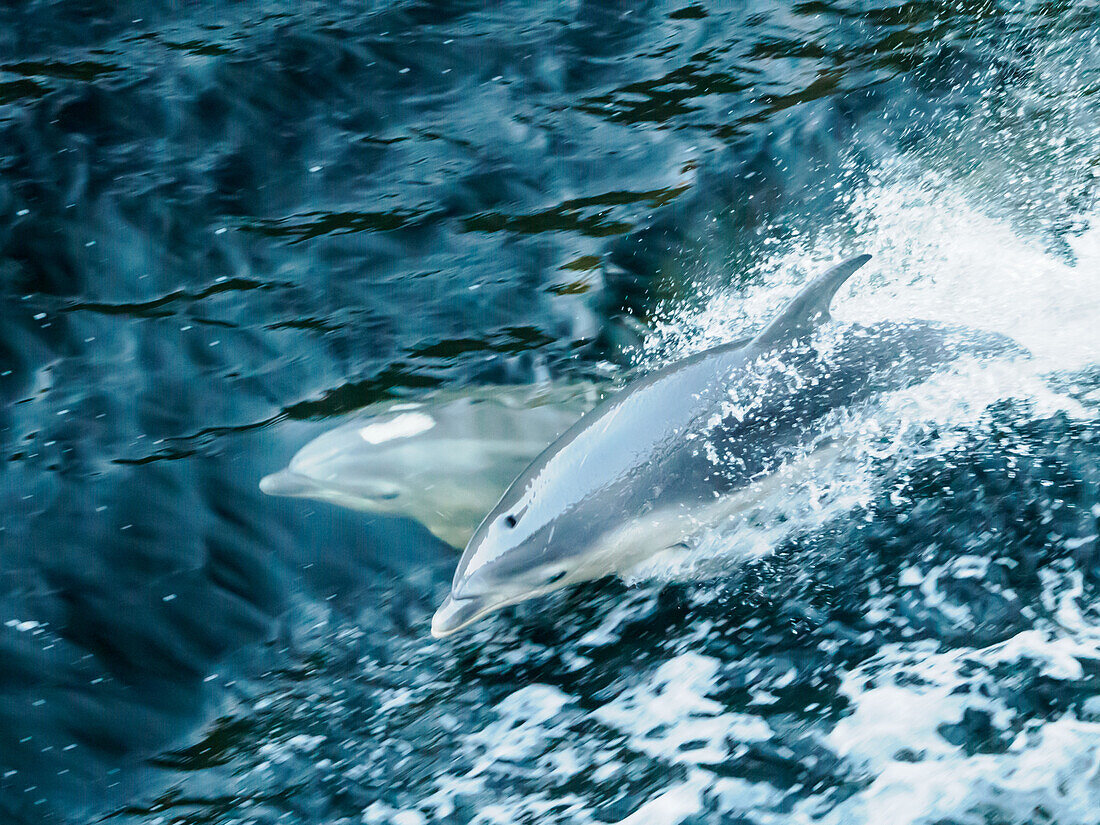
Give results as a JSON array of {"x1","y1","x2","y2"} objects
[{"x1": 1, "y1": 1, "x2": 1098, "y2": 823}]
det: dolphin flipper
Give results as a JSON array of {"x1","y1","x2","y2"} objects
[{"x1": 751, "y1": 254, "x2": 872, "y2": 349}]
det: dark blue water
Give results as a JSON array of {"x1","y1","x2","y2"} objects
[{"x1": 2, "y1": 2, "x2": 1099, "y2": 823}]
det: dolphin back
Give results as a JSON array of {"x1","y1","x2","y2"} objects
[{"x1": 751, "y1": 254, "x2": 872, "y2": 349}]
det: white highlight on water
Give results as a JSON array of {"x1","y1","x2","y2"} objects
[{"x1": 358, "y1": 412, "x2": 436, "y2": 444}]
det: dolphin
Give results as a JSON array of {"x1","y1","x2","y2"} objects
[
  {"x1": 260, "y1": 383, "x2": 602, "y2": 547},
  {"x1": 432, "y1": 255, "x2": 1024, "y2": 636}
]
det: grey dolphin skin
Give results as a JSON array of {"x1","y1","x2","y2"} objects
[{"x1": 432, "y1": 255, "x2": 1023, "y2": 637}]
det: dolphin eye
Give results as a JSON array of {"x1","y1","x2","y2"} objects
[{"x1": 503, "y1": 514, "x2": 518, "y2": 528}]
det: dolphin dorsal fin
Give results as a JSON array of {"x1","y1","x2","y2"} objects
[{"x1": 751, "y1": 254, "x2": 871, "y2": 349}]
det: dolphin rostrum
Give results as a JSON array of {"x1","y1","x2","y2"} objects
[{"x1": 432, "y1": 255, "x2": 1023, "y2": 636}]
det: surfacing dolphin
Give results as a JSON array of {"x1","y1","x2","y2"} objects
[
  {"x1": 260, "y1": 383, "x2": 602, "y2": 547},
  {"x1": 432, "y1": 254, "x2": 1024, "y2": 637}
]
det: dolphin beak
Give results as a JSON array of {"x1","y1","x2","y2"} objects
[
  {"x1": 259, "y1": 469, "x2": 314, "y2": 496},
  {"x1": 431, "y1": 594, "x2": 496, "y2": 638}
]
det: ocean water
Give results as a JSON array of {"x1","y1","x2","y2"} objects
[{"x1": 1, "y1": 1, "x2": 1098, "y2": 823}]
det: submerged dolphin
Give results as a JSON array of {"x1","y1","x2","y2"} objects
[
  {"x1": 260, "y1": 383, "x2": 601, "y2": 546},
  {"x1": 432, "y1": 255, "x2": 1023, "y2": 636}
]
